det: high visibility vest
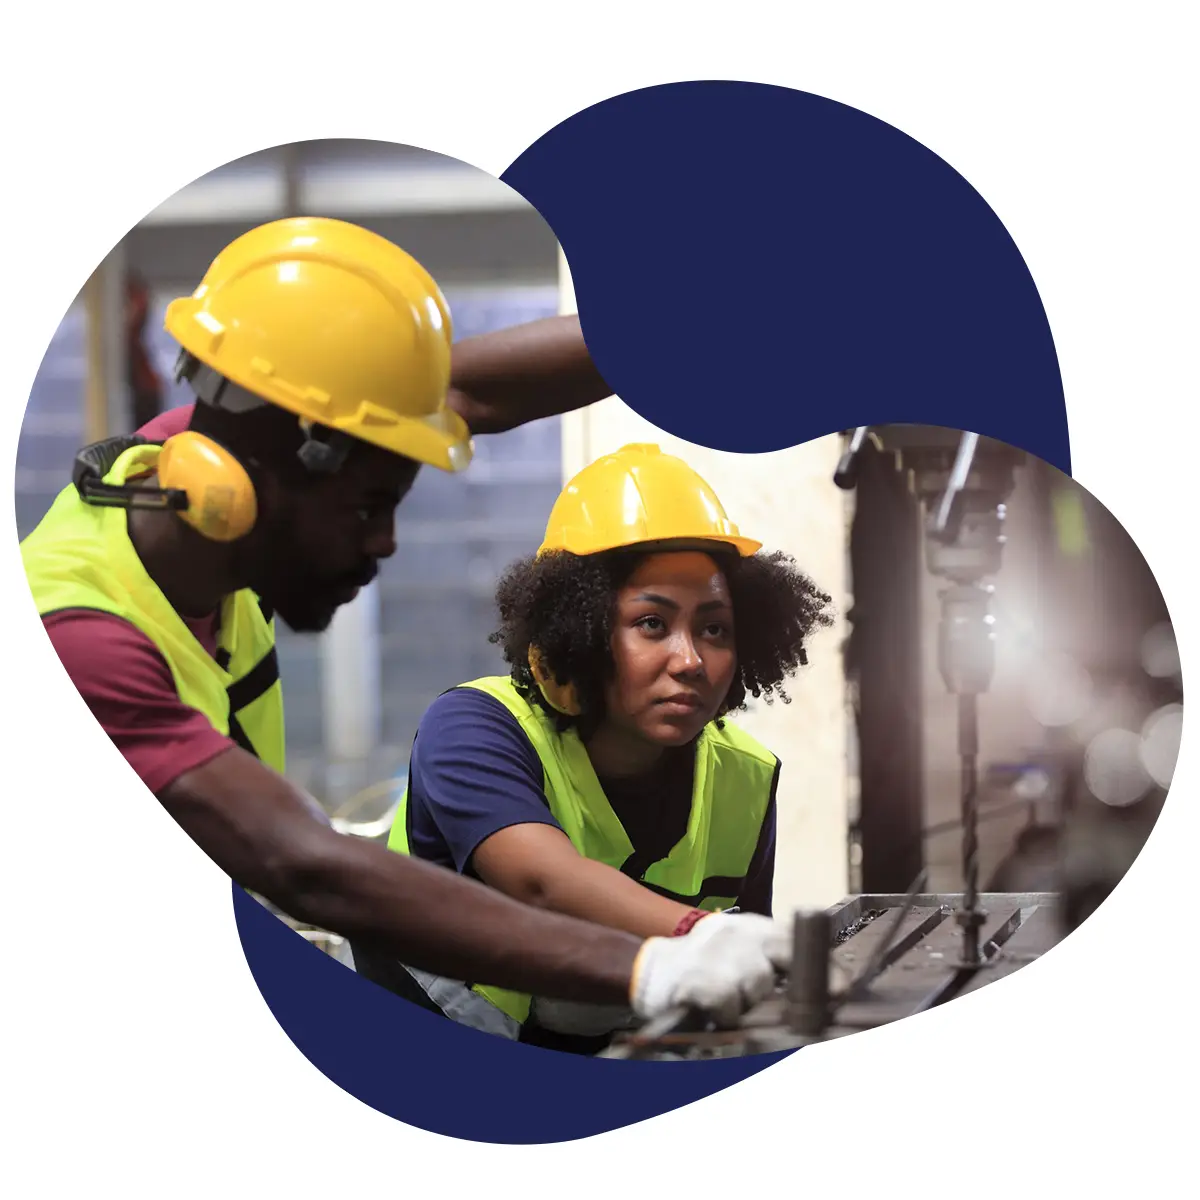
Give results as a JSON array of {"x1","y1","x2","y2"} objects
[
  {"x1": 388, "y1": 674, "x2": 779, "y2": 1026},
  {"x1": 20, "y1": 443, "x2": 285, "y2": 773}
]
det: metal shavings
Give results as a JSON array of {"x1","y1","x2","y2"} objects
[{"x1": 833, "y1": 909, "x2": 884, "y2": 945}]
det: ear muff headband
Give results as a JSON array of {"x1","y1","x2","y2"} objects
[{"x1": 527, "y1": 646, "x2": 583, "y2": 717}]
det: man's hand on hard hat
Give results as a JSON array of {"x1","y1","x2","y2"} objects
[
  {"x1": 447, "y1": 315, "x2": 612, "y2": 435},
  {"x1": 136, "y1": 314, "x2": 610, "y2": 446}
]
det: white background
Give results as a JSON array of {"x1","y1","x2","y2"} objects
[{"x1": 3, "y1": 2, "x2": 1196, "y2": 1195}]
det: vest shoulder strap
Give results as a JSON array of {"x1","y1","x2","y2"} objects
[{"x1": 704, "y1": 716, "x2": 780, "y2": 772}]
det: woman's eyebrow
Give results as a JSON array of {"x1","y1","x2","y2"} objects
[{"x1": 634, "y1": 593, "x2": 731, "y2": 611}]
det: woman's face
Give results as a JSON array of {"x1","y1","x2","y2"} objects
[{"x1": 602, "y1": 551, "x2": 737, "y2": 748}]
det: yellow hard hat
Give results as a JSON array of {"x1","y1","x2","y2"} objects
[
  {"x1": 164, "y1": 216, "x2": 473, "y2": 473},
  {"x1": 538, "y1": 443, "x2": 762, "y2": 557}
]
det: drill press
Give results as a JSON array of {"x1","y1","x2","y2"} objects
[
  {"x1": 604, "y1": 426, "x2": 1061, "y2": 1061},
  {"x1": 839, "y1": 425, "x2": 1028, "y2": 966}
]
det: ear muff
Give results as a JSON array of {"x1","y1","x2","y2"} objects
[
  {"x1": 527, "y1": 646, "x2": 582, "y2": 717},
  {"x1": 156, "y1": 431, "x2": 258, "y2": 542},
  {"x1": 73, "y1": 430, "x2": 257, "y2": 543}
]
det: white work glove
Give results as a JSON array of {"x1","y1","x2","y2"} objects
[{"x1": 629, "y1": 911, "x2": 791, "y2": 1027}]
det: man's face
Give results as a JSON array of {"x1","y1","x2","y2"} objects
[{"x1": 245, "y1": 443, "x2": 420, "y2": 633}]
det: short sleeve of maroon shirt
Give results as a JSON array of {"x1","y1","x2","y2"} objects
[
  {"x1": 138, "y1": 402, "x2": 195, "y2": 442},
  {"x1": 42, "y1": 400, "x2": 235, "y2": 794}
]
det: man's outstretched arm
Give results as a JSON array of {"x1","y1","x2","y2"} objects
[
  {"x1": 161, "y1": 745, "x2": 639, "y2": 1004},
  {"x1": 448, "y1": 315, "x2": 613, "y2": 435},
  {"x1": 159, "y1": 745, "x2": 793, "y2": 1023}
]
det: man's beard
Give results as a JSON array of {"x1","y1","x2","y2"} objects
[
  {"x1": 269, "y1": 577, "x2": 343, "y2": 634},
  {"x1": 243, "y1": 528, "x2": 377, "y2": 634}
]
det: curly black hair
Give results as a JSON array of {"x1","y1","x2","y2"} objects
[{"x1": 489, "y1": 546, "x2": 835, "y2": 733}]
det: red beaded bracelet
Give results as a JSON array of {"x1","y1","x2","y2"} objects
[{"x1": 672, "y1": 908, "x2": 711, "y2": 937}]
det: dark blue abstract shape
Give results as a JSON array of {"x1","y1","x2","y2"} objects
[
  {"x1": 233, "y1": 884, "x2": 788, "y2": 1144},
  {"x1": 503, "y1": 81, "x2": 1070, "y2": 474},
  {"x1": 235, "y1": 80, "x2": 1075, "y2": 1143}
]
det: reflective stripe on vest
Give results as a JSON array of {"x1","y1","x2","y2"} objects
[
  {"x1": 387, "y1": 675, "x2": 778, "y2": 1027},
  {"x1": 20, "y1": 443, "x2": 285, "y2": 773}
]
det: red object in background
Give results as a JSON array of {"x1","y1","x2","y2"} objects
[{"x1": 125, "y1": 270, "x2": 163, "y2": 427}]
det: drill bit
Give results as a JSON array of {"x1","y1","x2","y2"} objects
[{"x1": 957, "y1": 693, "x2": 985, "y2": 965}]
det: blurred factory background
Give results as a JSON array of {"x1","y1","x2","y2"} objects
[{"x1": 15, "y1": 138, "x2": 1182, "y2": 930}]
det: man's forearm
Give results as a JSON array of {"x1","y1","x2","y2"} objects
[
  {"x1": 285, "y1": 831, "x2": 641, "y2": 1004},
  {"x1": 447, "y1": 315, "x2": 613, "y2": 434},
  {"x1": 159, "y1": 750, "x2": 640, "y2": 1005}
]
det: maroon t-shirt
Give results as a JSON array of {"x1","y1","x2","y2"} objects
[{"x1": 41, "y1": 402, "x2": 234, "y2": 793}]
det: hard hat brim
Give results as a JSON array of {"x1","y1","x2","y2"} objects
[
  {"x1": 537, "y1": 533, "x2": 763, "y2": 558},
  {"x1": 322, "y1": 404, "x2": 475, "y2": 474}
]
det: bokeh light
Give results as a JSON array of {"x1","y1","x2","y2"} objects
[
  {"x1": 1013, "y1": 768, "x2": 1052, "y2": 800},
  {"x1": 1141, "y1": 622, "x2": 1181, "y2": 679},
  {"x1": 1140, "y1": 703, "x2": 1184, "y2": 789},
  {"x1": 1083, "y1": 728, "x2": 1153, "y2": 807}
]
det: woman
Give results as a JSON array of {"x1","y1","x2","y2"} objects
[{"x1": 374, "y1": 443, "x2": 833, "y2": 1053}]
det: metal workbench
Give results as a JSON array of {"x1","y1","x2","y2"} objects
[{"x1": 603, "y1": 891, "x2": 1061, "y2": 1059}]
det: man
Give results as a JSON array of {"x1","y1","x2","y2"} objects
[{"x1": 21, "y1": 215, "x2": 791, "y2": 1028}]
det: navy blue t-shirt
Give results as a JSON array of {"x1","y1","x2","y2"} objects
[{"x1": 404, "y1": 686, "x2": 777, "y2": 915}]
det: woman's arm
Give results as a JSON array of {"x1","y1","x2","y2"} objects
[
  {"x1": 408, "y1": 688, "x2": 695, "y2": 938},
  {"x1": 471, "y1": 823, "x2": 695, "y2": 939}
]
